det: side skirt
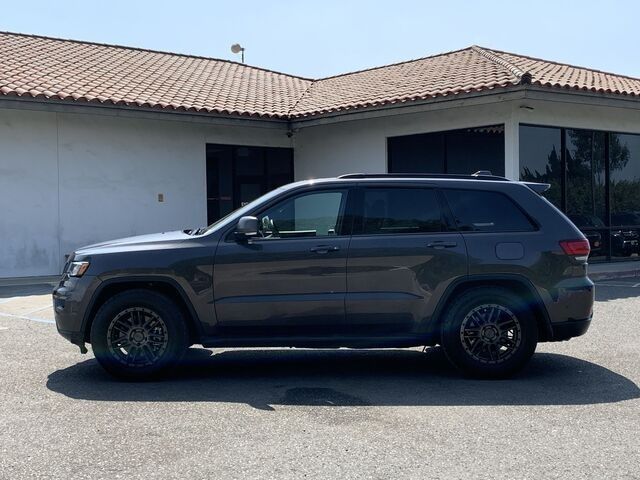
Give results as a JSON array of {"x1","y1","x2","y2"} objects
[{"x1": 199, "y1": 334, "x2": 439, "y2": 349}]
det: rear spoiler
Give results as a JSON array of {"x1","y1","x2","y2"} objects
[{"x1": 522, "y1": 182, "x2": 551, "y2": 195}]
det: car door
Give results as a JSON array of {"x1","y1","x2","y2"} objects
[
  {"x1": 213, "y1": 186, "x2": 352, "y2": 337},
  {"x1": 345, "y1": 185, "x2": 467, "y2": 336}
]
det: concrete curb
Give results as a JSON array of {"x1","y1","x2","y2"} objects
[
  {"x1": 587, "y1": 261, "x2": 640, "y2": 281},
  {"x1": 0, "y1": 276, "x2": 59, "y2": 287}
]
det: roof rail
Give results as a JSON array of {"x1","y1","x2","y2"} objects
[{"x1": 337, "y1": 171, "x2": 510, "y2": 181}]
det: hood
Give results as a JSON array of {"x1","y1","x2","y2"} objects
[{"x1": 74, "y1": 230, "x2": 194, "y2": 255}]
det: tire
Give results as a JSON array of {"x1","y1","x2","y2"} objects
[
  {"x1": 90, "y1": 289, "x2": 188, "y2": 380},
  {"x1": 440, "y1": 286, "x2": 538, "y2": 379}
]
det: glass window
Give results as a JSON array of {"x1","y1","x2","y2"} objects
[
  {"x1": 206, "y1": 145, "x2": 234, "y2": 224},
  {"x1": 520, "y1": 126, "x2": 640, "y2": 262},
  {"x1": 258, "y1": 190, "x2": 346, "y2": 238},
  {"x1": 519, "y1": 125, "x2": 562, "y2": 208},
  {"x1": 564, "y1": 129, "x2": 607, "y2": 262},
  {"x1": 609, "y1": 133, "x2": 640, "y2": 260},
  {"x1": 361, "y1": 188, "x2": 443, "y2": 235},
  {"x1": 206, "y1": 144, "x2": 294, "y2": 224},
  {"x1": 610, "y1": 133, "x2": 640, "y2": 225},
  {"x1": 443, "y1": 189, "x2": 535, "y2": 232},
  {"x1": 565, "y1": 129, "x2": 606, "y2": 222},
  {"x1": 445, "y1": 126, "x2": 505, "y2": 176},
  {"x1": 388, "y1": 125, "x2": 504, "y2": 176},
  {"x1": 388, "y1": 132, "x2": 445, "y2": 174}
]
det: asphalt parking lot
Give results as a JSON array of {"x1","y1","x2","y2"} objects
[{"x1": 0, "y1": 280, "x2": 638, "y2": 479}]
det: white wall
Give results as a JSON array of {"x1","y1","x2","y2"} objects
[
  {"x1": 294, "y1": 97, "x2": 640, "y2": 183},
  {"x1": 2, "y1": 95, "x2": 639, "y2": 278},
  {"x1": 0, "y1": 107, "x2": 290, "y2": 277},
  {"x1": 0, "y1": 109, "x2": 60, "y2": 277},
  {"x1": 293, "y1": 101, "x2": 517, "y2": 180}
]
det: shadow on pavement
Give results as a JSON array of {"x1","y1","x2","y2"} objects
[{"x1": 47, "y1": 348, "x2": 639, "y2": 410}]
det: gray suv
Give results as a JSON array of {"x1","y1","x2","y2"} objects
[{"x1": 53, "y1": 173, "x2": 594, "y2": 380}]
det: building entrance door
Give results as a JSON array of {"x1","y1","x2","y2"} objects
[{"x1": 206, "y1": 144, "x2": 293, "y2": 224}]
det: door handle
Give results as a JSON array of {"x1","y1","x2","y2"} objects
[
  {"x1": 310, "y1": 245, "x2": 340, "y2": 254},
  {"x1": 427, "y1": 241, "x2": 458, "y2": 249}
]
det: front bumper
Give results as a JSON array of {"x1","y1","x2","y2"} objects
[{"x1": 53, "y1": 274, "x2": 100, "y2": 346}]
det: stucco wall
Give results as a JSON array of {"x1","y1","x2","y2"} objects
[
  {"x1": 293, "y1": 97, "x2": 640, "y2": 182},
  {"x1": 0, "y1": 107, "x2": 290, "y2": 277},
  {"x1": 0, "y1": 109, "x2": 60, "y2": 277},
  {"x1": 1, "y1": 95, "x2": 639, "y2": 278},
  {"x1": 293, "y1": 101, "x2": 518, "y2": 180}
]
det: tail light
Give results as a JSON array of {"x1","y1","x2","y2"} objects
[{"x1": 559, "y1": 239, "x2": 590, "y2": 261}]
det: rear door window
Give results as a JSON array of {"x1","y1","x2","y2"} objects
[
  {"x1": 443, "y1": 189, "x2": 535, "y2": 232},
  {"x1": 359, "y1": 188, "x2": 444, "y2": 235}
]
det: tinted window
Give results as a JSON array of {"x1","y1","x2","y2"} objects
[
  {"x1": 206, "y1": 144, "x2": 293, "y2": 224},
  {"x1": 361, "y1": 188, "x2": 443, "y2": 234},
  {"x1": 388, "y1": 125, "x2": 505, "y2": 176},
  {"x1": 444, "y1": 189, "x2": 535, "y2": 232},
  {"x1": 519, "y1": 125, "x2": 562, "y2": 208},
  {"x1": 610, "y1": 133, "x2": 640, "y2": 226},
  {"x1": 445, "y1": 126, "x2": 505, "y2": 176},
  {"x1": 388, "y1": 133, "x2": 445, "y2": 174},
  {"x1": 258, "y1": 190, "x2": 346, "y2": 238},
  {"x1": 566, "y1": 129, "x2": 606, "y2": 223}
]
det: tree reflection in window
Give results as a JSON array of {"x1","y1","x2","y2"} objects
[{"x1": 519, "y1": 125, "x2": 562, "y2": 208}]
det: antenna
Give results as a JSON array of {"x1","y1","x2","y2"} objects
[{"x1": 230, "y1": 43, "x2": 245, "y2": 63}]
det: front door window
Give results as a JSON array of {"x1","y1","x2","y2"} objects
[{"x1": 257, "y1": 190, "x2": 347, "y2": 239}]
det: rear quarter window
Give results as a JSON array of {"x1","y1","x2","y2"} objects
[{"x1": 443, "y1": 189, "x2": 536, "y2": 232}]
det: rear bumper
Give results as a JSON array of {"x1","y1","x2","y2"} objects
[{"x1": 549, "y1": 316, "x2": 591, "y2": 341}]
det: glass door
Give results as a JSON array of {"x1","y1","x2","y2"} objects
[{"x1": 206, "y1": 144, "x2": 293, "y2": 224}]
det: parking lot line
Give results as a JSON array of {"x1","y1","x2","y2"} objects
[{"x1": 0, "y1": 311, "x2": 55, "y2": 325}]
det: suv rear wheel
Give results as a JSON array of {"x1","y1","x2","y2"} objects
[
  {"x1": 90, "y1": 290, "x2": 188, "y2": 380},
  {"x1": 440, "y1": 286, "x2": 538, "y2": 379}
]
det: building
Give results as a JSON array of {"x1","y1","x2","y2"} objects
[{"x1": 1, "y1": 31, "x2": 640, "y2": 277}]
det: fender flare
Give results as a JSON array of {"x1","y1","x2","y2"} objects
[
  {"x1": 431, "y1": 273, "x2": 554, "y2": 340},
  {"x1": 80, "y1": 275, "x2": 204, "y2": 340}
]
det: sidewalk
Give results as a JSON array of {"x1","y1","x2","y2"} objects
[{"x1": 0, "y1": 276, "x2": 59, "y2": 287}]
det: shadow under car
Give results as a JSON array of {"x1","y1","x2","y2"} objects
[{"x1": 46, "y1": 348, "x2": 639, "y2": 410}]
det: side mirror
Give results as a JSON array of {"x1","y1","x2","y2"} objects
[{"x1": 236, "y1": 216, "x2": 259, "y2": 239}]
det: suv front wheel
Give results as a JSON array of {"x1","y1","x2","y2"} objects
[
  {"x1": 90, "y1": 290, "x2": 188, "y2": 380},
  {"x1": 440, "y1": 286, "x2": 538, "y2": 379}
]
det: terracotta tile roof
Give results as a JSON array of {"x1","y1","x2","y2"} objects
[
  {"x1": 290, "y1": 47, "x2": 527, "y2": 118},
  {"x1": 290, "y1": 46, "x2": 640, "y2": 118},
  {"x1": 482, "y1": 47, "x2": 640, "y2": 98},
  {"x1": 0, "y1": 31, "x2": 311, "y2": 118},
  {"x1": 1, "y1": 31, "x2": 639, "y2": 121}
]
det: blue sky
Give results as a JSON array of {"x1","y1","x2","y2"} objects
[{"x1": 1, "y1": 0, "x2": 638, "y2": 79}]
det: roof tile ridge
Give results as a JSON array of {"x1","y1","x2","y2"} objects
[
  {"x1": 471, "y1": 45, "x2": 532, "y2": 84},
  {"x1": 484, "y1": 46, "x2": 640, "y2": 83},
  {"x1": 288, "y1": 78, "x2": 318, "y2": 117}
]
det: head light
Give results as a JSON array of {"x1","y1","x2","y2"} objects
[{"x1": 68, "y1": 261, "x2": 90, "y2": 277}]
